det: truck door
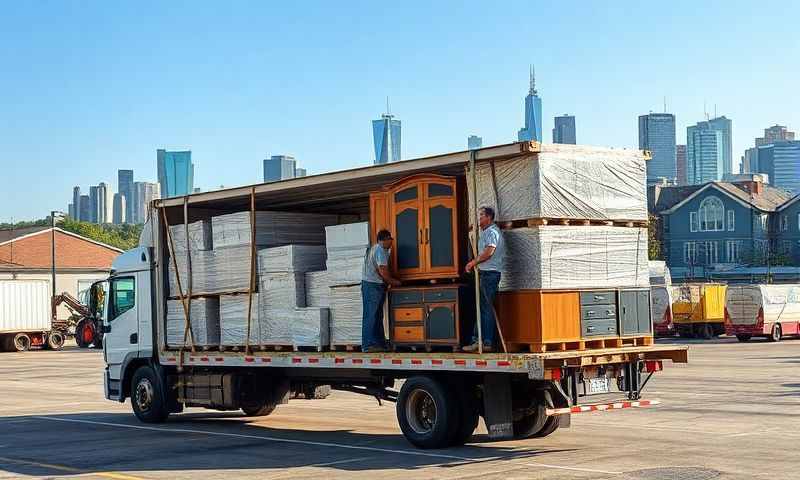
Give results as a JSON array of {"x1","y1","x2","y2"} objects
[{"x1": 103, "y1": 275, "x2": 139, "y2": 381}]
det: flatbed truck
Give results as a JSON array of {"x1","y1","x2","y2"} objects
[{"x1": 98, "y1": 141, "x2": 688, "y2": 448}]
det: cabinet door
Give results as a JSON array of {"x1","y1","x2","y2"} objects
[
  {"x1": 392, "y1": 185, "x2": 424, "y2": 276},
  {"x1": 618, "y1": 290, "x2": 638, "y2": 336},
  {"x1": 426, "y1": 303, "x2": 456, "y2": 341},
  {"x1": 637, "y1": 290, "x2": 652, "y2": 334},
  {"x1": 423, "y1": 181, "x2": 458, "y2": 277}
]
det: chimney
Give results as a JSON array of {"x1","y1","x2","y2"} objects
[{"x1": 741, "y1": 179, "x2": 763, "y2": 195}]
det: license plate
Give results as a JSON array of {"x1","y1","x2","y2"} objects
[{"x1": 588, "y1": 377, "x2": 610, "y2": 395}]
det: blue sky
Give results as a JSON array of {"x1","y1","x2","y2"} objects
[{"x1": 1, "y1": 1, "x2": 798, "y2": 220}]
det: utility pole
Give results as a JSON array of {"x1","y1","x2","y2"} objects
[{"x1": 50, "y1": 211, "x2": 65, "y2": 319}]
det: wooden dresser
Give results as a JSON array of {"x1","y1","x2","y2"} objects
[{"x1": 389, "y1": 285, "x2": 468, "y2": 351}]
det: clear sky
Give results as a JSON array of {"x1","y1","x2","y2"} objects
[{"x1": 1, "y1": 0, "x2": 798, "y2": 221}]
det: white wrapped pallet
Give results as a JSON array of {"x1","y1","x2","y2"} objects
[
  {"x1": 219, "y1": 294, "x2": 260, "y2": 347},
  {"x1": 211, "y1": 211, "x2": 338, "y2": 249},
  {"x1": 258, "y1": 307, "x2": 330, "y2": 349},
  {"x1": 324, "y1": 222, "x2": 369, "y2": 285},
  {"x1": 329, "y1": 284, "x2": 362, "y2": 347},
  {"x1": 499, "y1": 226, "x2": 649, "y2": 291},
  {"x1": 166, "y1": 297, "x2": 220, "y2": 348},
  {"x1": 169, "y1": 220, "x2": 212, "y2": 251},
  {"x1": 258, "y1": 245, "x2": 326, "y2": 273},
  {"x1": 259, "y1": 272, "x2": 305, "y2": 309},
  {"x1": 167, "y1": 250, "x2": 214, "y2": 296},
  {"x1": 325, "y1": 257, "x2": 365, "y2": 285},
  {"x1": 325, "y1": 222, "x2": 370, "y2": 254},
  {"x1": 305, "y1": 271, "x2": 331, "y2": 307},
  {"x1": 468, "y1": 145, "x2": 648, "y2": 222}
]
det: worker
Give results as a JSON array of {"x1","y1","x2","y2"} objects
[
  {"x1": 463, "y1": 206, "x2": 505, "y2": 353},
  {"x1": 361, "y1": 229, "x2": 401, "y2": 353}
]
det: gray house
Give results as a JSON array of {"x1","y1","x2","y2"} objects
[{"x1": 654, "y1": 180, "x2": 792, "y2": 281}]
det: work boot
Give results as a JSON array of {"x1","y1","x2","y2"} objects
[{"x1": 461, "y1": 342, "x2": 479, "y2": 353}]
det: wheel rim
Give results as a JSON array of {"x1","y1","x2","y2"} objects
[
  {"x1": 773, "y1": 325, "x2": 781, "y2": 341},
  {"x1": 50, "y1": 333, "x2": 64, "y2": 347},
  {"x1": 82, "y1": 324, "x2": 95, "y2": 344},
  {"x1": 406, "y1": 389, "x2": 437, "y2": 435},
  {"x1": 135, "y1": 378, "x2": 155, "y2": 413},
  {"x1": 14, "y1": 335, "x2": 30, "y2": 351}
]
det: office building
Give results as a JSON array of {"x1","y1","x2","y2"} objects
[
  {"x1": 118, "y1": 169, "x2": 134, "y2": 224},
  {"x1": 296, "y1": 168, "x2": 307, "y2": 178},
  {"x1": 552, "y1": 115, "x2": 576, "y2": 144},
  {"x1": 133, "y1": 181, "x2": 160, "y2": 224},
  {"x1": 755, "y1": 141, "x2": 800, "y2": 193},
  {"x1": 468, "y1": 135, "x2": 483, "y2": 150},
  {"x1": 676, "y1": 145, "x2": 687, "y2": 185},
  {"x1": 687, "y1": 126, "x2": 724, "y2": 184},
  {"x1": 372, "y1": 109, "x2": 401, "y2": 165},
  {"x1": 517, "y1": 65, "x2": 543, "y2": 142},
  {"x1": 79, "y1": 195, "x2": 91, "y2": 222},
  {"x1": 88, "y1": 186, "x2": 99, "y2": 223},
  {"x1": 687, "y1": 117, "x2": 732, "y2": 176},
  {"x1": 113, "y1": 193, "x2": 126, "y2": 225},
  {"x1": 68, "y1": 203, "x2": 75, "y2": 219},
  {"x1": 757, "y1": 124, "x2": 795, "y2": 146},
  {"x1": 72, "y1": 186, "x2": 81, "y2": 220},
  {"x1": 157, "y1": 149, "x2": 194, "y2": 198},
  {"x1": 94, "y1": 182, "x2": 113, "y2": 224},
  {"x1": 263, "y1": 155, "x2": 297, "y2": 182},
  {"x1": 639, "y1": 113, "x2": 677, "y2": 183}
]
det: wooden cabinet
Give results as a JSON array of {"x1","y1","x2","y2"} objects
[
  {"x1": 370, "y1": 174, "x2": 459, "y2": 281},
  {"x1": 389, "y1": 285, "x2": 466, "y2": 350},
  {"x1": 495, "y1": 291, "x2": 581, "y2": 347}
]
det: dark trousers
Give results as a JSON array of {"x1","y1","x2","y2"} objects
[
  {"x1": 472, "y1": 270, "x2": 501, "y2": 346},
  {"x1": 361, "y1": 281, "x2": 387, "y2": 349}
]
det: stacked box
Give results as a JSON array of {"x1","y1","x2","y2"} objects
[
  {"x1": 259, "y1": 272, "x2": 306, "y2": 309},
  {"x1": 219, "y1": 294, "x2": 260, "y2": 347},
  {"x1": 169, "y1": 221, "x2": 212, "y2": 251},
  {"x1": 258, "y1": 245, "x2": 326, "y2": 274},
  {"x1": 467, "y1": 144, "x2": 648, "y2": 222},
  {"x1": 305, "y1": 270, "x2": 332, "y2": 308},
  {"x1": 167, "y1": 250, "x2": 215, "y2": 296},
  {"x1": 211, "y1": 211, "x2": 338, "y2": 249},
  {"x1": 167, "y1": 220, "x2": 213, "y2": 297},
  {"x1": 258, "y1": 307, "x2": 330, "y2": 349},
  {"x1": 498, "y1": 226, "x2": 649, "y2": 291},
  {"x1": 166, "y1": 297, "x2": 220, "y2": 348},
  {"x1": 329, "y1": 284, "x2": 363, "y2": 346}
]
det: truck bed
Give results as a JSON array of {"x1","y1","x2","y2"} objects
[{"x1": 159, "y1": 344, "x2": 688, "y2": 380}]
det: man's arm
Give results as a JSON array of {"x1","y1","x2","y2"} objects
[
  {"x1": 378, "y1": 265, "x2": 401, "y2": 287},
  {"x1": 465, "y1": 245, "x2": 496, "y2": 273}
]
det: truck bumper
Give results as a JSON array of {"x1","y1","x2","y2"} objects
[{"x1": 105, "y1": 368, "x2": 122, "y2": 402}]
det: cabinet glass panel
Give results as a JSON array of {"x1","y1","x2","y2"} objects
[
  {"x1": 428, "y1": 183, "x2": 453, "y2": 198},
  {"x1": 395, "y1": 208, "x2": 420, "y2": 269},
  {"x1": 394, "y1": 186, "x2": 418, "y2": 203},
  {"x1": 428, "y1": 204, "x2": 454, "y2": 267}
]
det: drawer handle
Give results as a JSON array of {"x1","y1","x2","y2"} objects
[
  {"x1": 606, "y1": 309, "x2": 614, "y2": 315},
  {"x1": 587, "y1": 311, "x2": 596, "y2": 316},
  {"x1": 594, "y1": 295, "x2": 604, "y2": 300},
  {"x1": 587, "y1": 326, "x2": 595, "y2": 332}
]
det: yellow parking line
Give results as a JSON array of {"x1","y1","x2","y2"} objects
[{"x1": 0, "y1": 455, "x2": 146, "y2": 480}]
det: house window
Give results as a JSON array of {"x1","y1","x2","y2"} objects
[
  {"x1": 781, "y1": 240, "x2": 792, "y2": 255},
  {"x1": 781, "y1": 215, "x2": 788, "y2": 232},
  {"x1": 684, "y1": 242, "x2": 697, "y2": 264},
  {"x1": 689, "y1": 212, "x2": 698, "y2": 232},
  {"x1": 703, "y1": 241, "x2": 718, "y2": 264},
  {"x1": 698, "y1": 196, "x2": 724, "y2": 231},
  {"x1": 727, "y1": 210, "x2": 735, "y2": 231},
  {"x1": 760, "y1": 214, "x2": 768, "y2": 231},
  {"x1": 726, "y1": 240, "x2": 742, "y2": 263}
]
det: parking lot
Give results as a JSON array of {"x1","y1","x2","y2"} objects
[{"x1": 1, "y1": 338, "x2": 798, "y2": 480}]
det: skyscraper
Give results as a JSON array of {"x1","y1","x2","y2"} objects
[
  {"x1": 93, "y1": 182, "x2": 113, "y2": 224},
  {"x1": 263, "y1": 155, "x2": 297, "y2": 182},
  {"x1": 706, "y1": 116, "x2": 733, "y2": 175},
  {"x1": 676, "y1": 145, "x2": 687, "y2": 185},
  {"x1": 79, "y1": 195, "x2": 91, "y2": 222},
  {"x1": 133, "y1": 181, "x2": 160, "y2": 224},
  {"x1": 68, "y1": 203, "x2": 75, "y2": 219},
  {"x1": 118, "y1": 169, "x2": 134, "y2": 224},
  {"x1": 113, "y1": 193, "x2": 126, "y2": 225},
  {"x1": 687, "y1": 126, "x2": 724, "y2": 184},
  {"x1": 755, "y1": 141, "x2": 800, "y2": 193},
  {"x1": 743, "y1": 124, "x2": 795, "y2": 174},
  {"x1": 157, "y1": 149, "x2": 194, "y2": 198},
  {"x1": 638, "y1": 113, "x2": 677, "y2": 183},
  {"x1": 372, "y1": 104, "x2": 401, "y2": 165},
  {"x1": 467, "y1": 135, "x2": 483, "y2": 150},
  {"x1": 552, "y1": 115, "x2": 576, "y2": 144},
  {"x1": 72, "y1": 186, "x2": 81, "y2": 220},
  {"x1": 295, "y1": 168, "x2": 307, "y2": 178},
  {"x1": 88, "y1": 185, "x2": 99, "y2": 223},
  {"x1": 517, "y1": 65, "x2": 543, "y2": 142}
]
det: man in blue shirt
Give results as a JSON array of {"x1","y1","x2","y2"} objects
[
  {"x1": 463, "y1": 206, "x2": 505, "y2": 353},
  {"x1": 361, "y1": 229, "x2": 401, "y2": 353}
]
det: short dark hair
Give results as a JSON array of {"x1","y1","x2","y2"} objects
[
  {"x1": 479, "y1": 206, "x2": 495, "y2": 220},
  {"x1": 377, "y1": 229, "x2": 393, "y2": 241}
]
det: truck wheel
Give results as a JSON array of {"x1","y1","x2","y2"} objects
[
  {"x1": 530, "y1": 415, "x2": 561, "y2": 438},
  {"x1": 131, "y1": 366, "x2": 169, "y2": 423},
  {"x1": 241, "y1": 400, "x2": 278, "y2": 417},
  {"x1": 74, "y1": 321, "x2": 90, "y2": 348},
  {"x1": 736, "y1": 334, "x2": 751, "y2": 342},
  {"x1": 397, "y1": 376, "x2": 457, "y2": 449},
  {"x1": 9, "y1": 333, "x2": 32, "y2": 352},
  {"x1": 449, "y1": 383, "x2": 479, "y2": 446},
  {"x1": 769, "y1": 324, "x2": 782, "y2": 342},
  {"x1": 46, "y1": 332, "x2": 65, "y2": 350},
  {"x1": 512, "y1": 402, "x2": 548, "y2": 439}
]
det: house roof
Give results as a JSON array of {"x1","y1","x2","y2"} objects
[
  {"x1": 0, "y1": 227, "x2": 124, "y2": 253},
  {"x1": 776, "y1": 193, "x2": 800, "y2": 211},
  {"x1": 658, "y1": 182, "x2": 792, "y2": 214},
  {"x1": 0, "y1": 225, "x2": 50, "y2": 244}
]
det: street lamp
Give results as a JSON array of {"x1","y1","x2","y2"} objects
[{"x1": 50, "y1": 210, "x2": 66, "y2": 319}]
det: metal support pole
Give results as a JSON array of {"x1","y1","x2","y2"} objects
[
  {"x1": 51, "y1": 211, "x2": 57, "y2": 319},
  {"x1": 468, "y1": 150, "x2": 483, "y2": 354}
]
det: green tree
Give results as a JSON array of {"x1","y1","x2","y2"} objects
[
  {"x1": 648, "y1": 213, "x2": 662, "y2": 260},
  {"x1": 58, "y1": 218, "x2": 143, "y2": 251}
]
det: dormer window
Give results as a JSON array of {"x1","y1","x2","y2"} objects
[{"x1": 697, "y1": 196, "x2": 724, "y2": 232}]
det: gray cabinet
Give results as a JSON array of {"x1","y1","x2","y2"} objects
[
  {"x1": 580, "y1": 290, "x2": 618, "y2": 338},
  {"x1": 619, "y1": 289, "x2": 652, "y2": 335}
]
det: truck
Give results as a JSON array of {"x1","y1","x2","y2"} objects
[
  {"x1": 97, "y1": 141, "x2": 688, "y2": 448},
  {"x1": 671, "y1": 283, "x2": 727, "y2": 339},
  {"x1": 0, "y1": 279, "x2": 66, "y2": 351},
  {"x1": 725, "y1": 284, "x2": 800, "y2": 342}
]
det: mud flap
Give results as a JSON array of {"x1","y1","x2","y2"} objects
[{"x1": 483, "y1": 374, "x2": 513, "y2": 440}]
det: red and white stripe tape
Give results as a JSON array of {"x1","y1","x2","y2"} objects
[{"x1": 546, "y1": 399, "x2": 660, "y2": 416}]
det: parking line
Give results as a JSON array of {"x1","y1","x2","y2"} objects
[
  {"x1": 34, "y1": 415, "x2": 621, "y2": 475},
  {"x1": 0, "y1": 455, "x2": 146, "y2": 480}
]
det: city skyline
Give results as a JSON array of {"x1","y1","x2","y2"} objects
[
  {"x1": 517, "y1": 65, "x2": 543, "y2": 142},
  {"x1": 639, "y1": 113, "x2": 677, "y2": 183},
  {"x1": 372, "y1": 105, "x2": 401, "y2": 165},
  {"x1": 2, "y1": 3, "x2": 798, "y2": 220},
  {"x1": 553, "y1": 114, "x2": 576, "y2": 144}
]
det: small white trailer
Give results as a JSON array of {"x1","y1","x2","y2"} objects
[{"x1": 0, "y1": 279, "x2": 65, "y2": 351}]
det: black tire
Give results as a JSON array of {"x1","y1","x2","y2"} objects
[
  {"x1": 512, "y1": 402, "x2": 548, "y2": 439},
  {"x1": 241, "y1": 400, "x2": 277, "y2": 417},
  {"x1": 530, "y1": 415, "x2": 561, "y2": 438},
  {"x1": 769, "y1": 324, "x2": 782, "y2": 342},
  {"x1": 10, "y1": 333, "x2": 31, "y2": 352},
  {"x1": 736, "y1": 334, "x2": 751, "y2": 342},
  {"x1": 449, "y1": 383, "x2": 479, "y2": 446},
  {"x1": 131, "y1": 366, "x2": 169, "y2": 423},
  {"x1": 46, "y1": 331, "x2": 65, "y2": 350},
  {"x1": 74, "y1": 320, "x2": 90, "y2": 348},
  {"x1": 397, "y1": 376, "x2": 458, "y2": 449}
]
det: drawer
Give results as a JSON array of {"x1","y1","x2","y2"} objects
[
  {"x1": 581, "y1": 304, "x2": 617, "y2": 321},
  {"x1": 581, "y1": 318, "x2": 618, "y2": 337},
  {"x1": 393, "y1": 325, "x2": 425, "y2": 342},
  {"x1": 393, "y1": 307, "x2": 424, "y2": 323},
  {"x1": 423, "y1": 289, "x2": 458, "y2": 302},
  {"x1": 391, "y1": 290, "x2": 423, "y2": 305},
  {"x1": 580, "y1": 291, "x2": 616, "y2": 306}
]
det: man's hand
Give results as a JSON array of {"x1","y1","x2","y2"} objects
[{"x1": 465, "y1": 260, "x2": 476, "y2": 273}]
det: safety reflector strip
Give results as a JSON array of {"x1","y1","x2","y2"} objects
[{"x1": 546, "y1": 399, "x2": 660, "y2": 416}]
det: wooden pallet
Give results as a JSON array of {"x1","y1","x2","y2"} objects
[
  {"x1": 483, "y1": 217, "x2": 649, "y2": 230},
  {"x1": 620, "y1": 335, "x2": 654, "y2": 347},
  {"x1": 331, "y1": 344, "x2": 361, "y2": 352},
  {"x1": 506, "y1": 335, "x2": 653, "y2": 354}
]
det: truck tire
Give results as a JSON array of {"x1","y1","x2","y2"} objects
[
  {"x1": 512, "y1": 402, "x2": 548, "y2": 439},
  {"x1": 241, "y1": 400, "x2": 278, "y2": 417},
  {"x1": 769, "y1": 324, "x2": 782, "y2": 342},
  {"x1": 8, "y1": 333, "x2": 32, "y2": 352},
  {"x1": 448, "y1": 383, "x2": 479, "y2": 446},
  {"x1": 397, "y1": 376, "x2": 458, "y2": 449},
  {"x1": 131, "y1": 366, "x2": 169, "y2": 423},
  {"x1": 46, "y1": 331, "x2": 65, "y2": 350},
  {"x1": 736, "y1": 334, "x2": 751, "y2": 342},
  {"x1": 530, "y1": 415, "x2": 560, "y2": 438},
  {"x1": 74, "y1": 321, "x2": 90, "y2": 348}
]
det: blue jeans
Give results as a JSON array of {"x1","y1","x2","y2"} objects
[
  {"x1": 472, "y1": 270, "x2": 501, "y2": 347},
  {"x1": 361, "y1": 281, "x2": 387, "y2": 349}
]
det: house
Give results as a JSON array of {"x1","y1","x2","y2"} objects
[
  {"x1": 0, "y1": 226, "x2": 122, "y2": 319},
  {"x1": 654, "y1": 179, "x2": 792, "y2": 282}
]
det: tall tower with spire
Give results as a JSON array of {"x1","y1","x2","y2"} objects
[
  {"x1": 372, "y1": 98, "x2": 402, "y2": 165},
  {"x1": 518, "y1": 65, "x2": 543, "y2": 142}
]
